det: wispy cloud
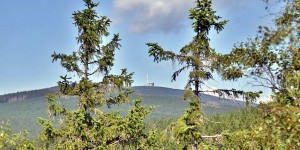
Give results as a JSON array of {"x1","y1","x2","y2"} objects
[
  {"x1": 112, "y1": 0, "x2": 193, "y2": 34},
  {"x1": 111, "y1": 0, "x2": 260, "y2": 34}
]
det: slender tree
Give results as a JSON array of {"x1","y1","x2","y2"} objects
[
  {"x1": 147, "y1": 0, "x2": 259, "y2": 104},
  {"x1": 147, "y1": 0, "x2": 260, "y2": 148},
  {"x1": 52, "y1": 0, "x2": 133, "y2": 111},
  {"x1": 148, "y1": 0, "x2": 228, "y2": 103},
  {"x1": 38, "y1": 0, "x2": 159, "y2": 149}
]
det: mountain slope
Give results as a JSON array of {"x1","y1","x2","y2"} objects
[
  {"x1": 0, "y1": 86, "x2": 246, "y2": 115},
  {"x1": 0, "y1": 86, "x2": 245, "y2": 107},
  {"x1": 0, "y1": 86, "x2": 246, "y2": 139},
  {"x1": 133, "y1": 86, "x2": 245, "y2": 108}
]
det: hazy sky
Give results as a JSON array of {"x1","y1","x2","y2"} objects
[{"x1": 0, "y1": 0, "x2": 280, "y2": 99}]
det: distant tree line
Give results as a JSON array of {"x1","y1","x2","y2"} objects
[{"x1": 0, "y1": 87, "x2": 59, "y2": 103}]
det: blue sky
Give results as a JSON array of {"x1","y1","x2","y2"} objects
[{"x1": 0, "y1": 0, "x2": 280, "y2": 100}]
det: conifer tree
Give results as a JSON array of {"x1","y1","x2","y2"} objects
[
  {"x1": 147, "y1": 0, "x2": 260, "y2": 148},
  {"x1": 38, "y1": 0, "x2": 159, "y2": 149},
  {"x1": 52, "y1": 0, "x2": 133, "y2": 111},
  {"x1": 148, "y1": 0, "x2": 228, "y2": 103}
]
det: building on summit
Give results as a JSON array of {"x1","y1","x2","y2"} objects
[{"x1": 146, "y1": 74, "x2": 155, "y2": 87}]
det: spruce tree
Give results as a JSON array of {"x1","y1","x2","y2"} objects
[
  {"x1": 147, "y1": 0, "x2": 259, "y2": 148},
  {"x1": 38, "y1": 0, "x2": 158, "y2": 149},
  {"x1": 148, "y1": 0, "x2": 228, "y2": 103}
]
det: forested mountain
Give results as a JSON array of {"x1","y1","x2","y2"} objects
[
  {"x1": 0, "y1": 86, "x2": 245, "y2": 140},
  {"x1": 134, "y1": 86, "x2": 245, "y2": 106},
  {"x1": 0, "y1": 86, "x2": 245, "y2": 108}
]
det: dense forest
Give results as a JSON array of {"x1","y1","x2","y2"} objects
[{"x1": 1, "y1": 0, "x2": 299, "y2": 149}]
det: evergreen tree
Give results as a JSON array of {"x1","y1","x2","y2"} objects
[
  {"x1": 146, "y1": 0, "x2": 259, "y2": 149},
  {"x1": 147, "y1": 0, "x2": 228, "y2": 103},
  {"x1": 52, "y1": 0, "x2": 133, "y2": 111},
  {"x1": 38, "y1": 0, "x2": 159, "y2": 149}
]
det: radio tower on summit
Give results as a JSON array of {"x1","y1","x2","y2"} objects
[{"x1": 146, "y1": 74, "x2": 155, "y2": 87}]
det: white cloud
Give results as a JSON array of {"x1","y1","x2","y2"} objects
[
  {"x1": 111, "y1": 0, "x2": 261, "y2": 34},
  {"x1": 112, "y1": 0, "x2": 193, "y2": 34}
]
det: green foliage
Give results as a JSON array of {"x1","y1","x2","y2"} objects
[
  {"x1": 147, "y1": 0, "x2": 261, "y2": 149},
  {"x1": 37, "y1": 98, "x2": 159, "y2": 149},
  {"x1": 147, "y1": 0, "x2": 260, "y2": 148},
  {"x1": 219, "y1": 0, "x2": 300, "y2": 98},
  {"x1": 35, "y1": 0, "x2": 160, "y2": 149},
  {"x1": 219, "y1": 1, "x2": 300, "y2": 148},
  {"x1": 118, "y1": 98, "x2": 159, "y2": 149},
  {"x1": 172, "y1": 99, "x2": 204, "y2": 149},
  {"x1": 189, "y1": 0, "x2": 228, "y2": 36},
  {"x1": 202, "y1": 108, "x2": 260, "y2": 135},
  {"x1": 147, "y1": 0, "x2": 260, "y2": 102},
  {"x1": 51, "y1": 0, "x2": 133, "y2": 110},
  {"x1": 274, "y1": 70, "x2": 300, "y2": 106},
  {"x1": 147, "y1": 0, "x2": 228, "y2": 90},
  {"x1": 258, "y1": 103, "x2": 300, "y2": 148},
  {"x1": 145, "y1": 107, "x2": 262, "y2": 149},
  {"x1": 0, "y1": 122, "x2": 35, "y2": 149},
  {"x1": 222, "y1": 103, "x2": 300, "y2": 149}
]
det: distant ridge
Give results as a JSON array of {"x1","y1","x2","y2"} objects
[
  {"x1": 132, "y1": 86, "x2": 245, "y2": 107},
  {"x1": 0, "y1": 86, "x2": 245, "y2": 108},
  {"x1": 133, "y1": 86, "x2": 183, "y2": 97},
  {"x1": 0, "y1": 87, "x2": 59, "y2": 103},
  {"x1": 0, "y1": 86, "x2": 247, "y2": 139}
]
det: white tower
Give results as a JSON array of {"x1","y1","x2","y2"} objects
[
  {"x1": 146, "y1": 73, "x2": 155, "y2": 87},
  {"x1": 147, "y1": 73, "x2": 149, "y2": 83}
]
